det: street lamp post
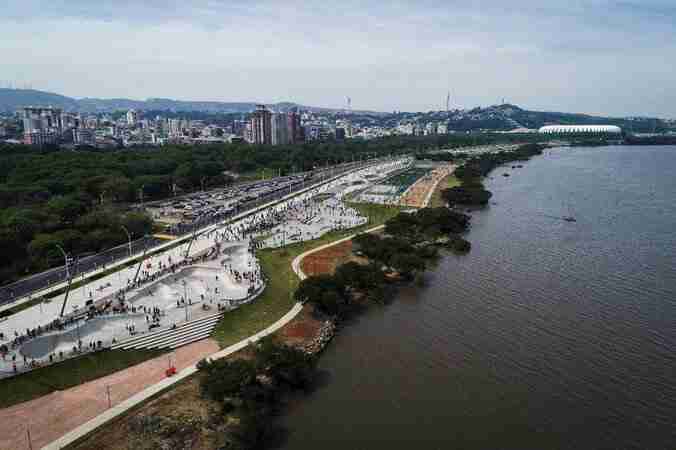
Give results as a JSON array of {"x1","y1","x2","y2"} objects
[
  {"x1": 72, "y1": 304, "x2": 81, "y2": 348},
  {"x1": 121, "y1": 225, "x2": 132, "y2": 258},
  {"x1": 138, "y1": 184, "x2": 145, "y2": 208},
  {"x1": 55, "y1": 244, "x2": 69, "y2": 279},
  {"x1": 182, "y1": 280, "x2": 189, "y2": 322}
]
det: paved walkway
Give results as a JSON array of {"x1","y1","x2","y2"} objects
[
  {"x1": 422, "y1": 165, "x2": 457, "y2": 208},
  {"x1": 399, "y1": 164, "x2": 455, "y2": 208},
  {"x1": 0, "y1": 339, "x2": 219, "y2": 450}
]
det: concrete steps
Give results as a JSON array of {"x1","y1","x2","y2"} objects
[{"x1": 111, "y1": 311, "x2": 223, "y2": 350}]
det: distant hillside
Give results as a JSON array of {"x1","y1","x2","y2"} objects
[
  {"x1": 0, "y1": 88, "x2": 379, "y2": 114},
  {"x1": 410, "y1": 104, "x2": 669, "y2": 134},
  {"x1": 0, "y1": 89, "x2": 79, "y2": 111}
]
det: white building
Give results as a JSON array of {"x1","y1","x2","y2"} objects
[
  {"x1": 538, "y1": 125, "x2": 622, "y2": 134},
  {"x1": 126, "y1": 109, "x2": 139, "y2": 126},
  {"x1": 73, "y1": 128, "x2": 96, "y2": 146}
]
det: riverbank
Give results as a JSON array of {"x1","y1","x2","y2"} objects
[{"x1": 275, "y1": 145, "x2": 676, "y2": 450}]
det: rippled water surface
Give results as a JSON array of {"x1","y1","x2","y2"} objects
[{"x1": 279, "y1": 146, "x2": 676, "y2": 450}]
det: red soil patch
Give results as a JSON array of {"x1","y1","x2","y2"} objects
[
  {"x1": 277, "y1": 304, "x2": 323, "y2": 347},
  {"x1": 301, "y1": 240, "x2": 354, "y2": 277}
]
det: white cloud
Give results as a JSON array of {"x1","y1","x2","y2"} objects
[{"x1": 1, "y1": 0, "x2": 675, "y2": 116}]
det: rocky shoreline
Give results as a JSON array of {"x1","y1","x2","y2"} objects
[{"x1": 301, "y1": 319, "x2": 336, "y2": 355}]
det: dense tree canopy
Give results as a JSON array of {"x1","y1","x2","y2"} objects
[{"x1": 442, "y1": 143, "x2": 546, "y2": 207}]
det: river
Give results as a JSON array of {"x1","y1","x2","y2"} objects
[{"x1": 278, "y1": 145, "x2": 676, "y2": 450}]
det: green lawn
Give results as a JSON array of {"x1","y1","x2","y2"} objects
[
  {"x1": 0, "y1": 349, "x2": 164, "y2": 409},
  {"x1": 211, "y1": 202, "x2": 403, "y2": 348}
]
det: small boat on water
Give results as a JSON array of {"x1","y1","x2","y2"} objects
[{"x1": 563, "y1": 216, "x2": 577, "y2": 223}]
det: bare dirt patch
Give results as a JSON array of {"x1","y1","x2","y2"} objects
[{"x1": 300, "y1": 240, "x2": 367, "y2": 276}]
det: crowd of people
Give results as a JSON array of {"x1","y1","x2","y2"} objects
[{"x1": 0, "y1": 235, "x2": 264, "y2": 377}]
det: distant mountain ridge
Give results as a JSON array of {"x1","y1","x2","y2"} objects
[
  {"x1": 0, "y1": 89, "x2": 669, "y2": 133},
  {"x1": 0, "y1": 88, "x2": 378, "y2": 114}
]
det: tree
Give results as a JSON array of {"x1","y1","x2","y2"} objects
[
  {"x1": 47, "y1": 194, "x2": 90, "y2": 224},
  {"x1": 448, "y1": 234, "x2": 471, "y2": 253},
  {"x1": 294, "y1": 274, "x2": 344, "y2": 304},
  {"x1": 335, "y1": 261, "x2": 385, "y2": 301},
  {"x1": 121, "y1": 211, "x2": 153, "y2": 237},
  {"x1": 416, "y1": 207, "x2": 470, "y2": 235},
  {"x1": 389, "y1": 252, "x2": 426, "y2": 279},
  {"x1": 197, "y1": 358, "x2": 257, "y2": 403},
  {"x1": 255, "y1": 338, "x2": 315, "y2": 389},
  {"x1": 352, "y1": 233, "x2": 388, "y2": 262},
  {"x1": 441, "y1": 186, "x2": 492, "y2": 206},
  {"x1": 384, "y1": 212, "x2": 420, "y2": 241}
]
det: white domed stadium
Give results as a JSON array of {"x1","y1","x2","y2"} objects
[{"x1": 538, "y1": 125, "x2": 622, "y2": 134}]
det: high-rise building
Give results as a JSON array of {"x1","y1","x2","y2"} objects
[
  {"x1": 21, "y1": 107, "x2": 63, "y2": 146},
  {"x1": 168, "y1": 118, "x2": 181, "y2": 135},
  {"x1": 251, "y1": 104, "x2": 272, "y2": 145},
  {"x1": 73, "y1": 128, "x2": 96, "y2": 146},
  {"x1": 126, "y1": 109, "x2": 139, "y2": 126},
  {"x1": 287, "y1": 109, "x2": 302, "y2": 144},
  {"x1": 272, "y1": 112, "x2": 291, "y2": 145},
  {"x1": 24, "y1": 130, "x2": 60, "y2": 146},
  {"x1": 244, "y1": 122, "x2": 253, "y2": 143},
  {"x1": 21, "y1": 107, "x2": 63, "y2": 133},
  {"x1": 425, "y1": 122, "x2": 438, "y2": 135}
]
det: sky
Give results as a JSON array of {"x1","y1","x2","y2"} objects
[{"x1": 2, "y1": 0, "x2": 675, "y2": 117}]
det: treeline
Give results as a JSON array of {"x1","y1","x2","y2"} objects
[
  {"x1": 624, "y1": 135, "x2": 676, "y2": 146},
  {"x1": 0, "y1": 136, "x2": 545, "y2": 210},
  {"x1": 0, "y1": 205, "x2": 152, "y2": 282},
  {"x1": 295, "y1": 208, "x2": 472, "y2": 317},
  {"x1": 414, "y1": 151, "x2": 471, "y2": 162},
  {"x1": 197, "y1": 338, "x2": 316, "y2": 449},
  {"x1": 441, "y1": 143, "x2": 546, "y2": 206}
]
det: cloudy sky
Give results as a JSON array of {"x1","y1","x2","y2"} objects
[{"x1": 2, "y1": 0, "x2": 675, "y2": 117}]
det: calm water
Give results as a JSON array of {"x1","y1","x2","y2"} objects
[{"x1": 279, "y1": 146, "x2": 676, "y2": 450}]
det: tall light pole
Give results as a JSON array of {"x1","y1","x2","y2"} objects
[
  {"x1": 55, "y1": 243, "x2": 69, "y2": 279},
  {"x1": 138, "y1": 184, "x2": 145, "y2": 208},
  {"x1": 72, "y1": 304, "x2": 81, "y2": 347},
  {"x1": 121, "y1": 225, "x2": 132, "y2": 257},
  {"x1": 182, "y1": 280, "x2": 189, "y2": 322}
]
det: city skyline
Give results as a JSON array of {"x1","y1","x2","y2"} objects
[{"x1": 2, "y1": 0, "x2": 676, "y2": 117}]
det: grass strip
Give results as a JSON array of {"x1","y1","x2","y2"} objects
[{"x1": 0, "y1": 349, "x2": 164, "y2": 409}]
